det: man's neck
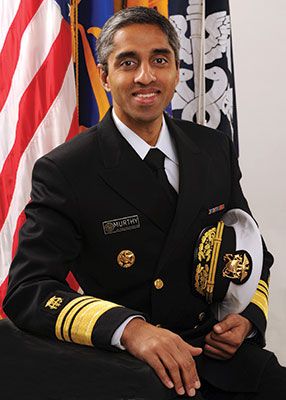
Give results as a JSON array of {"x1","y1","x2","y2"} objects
[
  {"x1": 133, "y1": 122, "x2": 162, "y2": 146},
  {"x1": 113, "y1": 109, "x2": 163, "y2": 146}
]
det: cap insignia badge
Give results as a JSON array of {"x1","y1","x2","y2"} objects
[{"x1": 222, "y1": 251, "x2": 252, "y2": 284}]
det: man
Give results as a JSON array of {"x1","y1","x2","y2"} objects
[{"x1": 3, "y1": 6, "x2": 285, "y2": 400}]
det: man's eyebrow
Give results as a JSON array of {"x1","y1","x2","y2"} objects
[
  {"x1": 151, "y1": 48, "x2": 173, "y2": 56},
  {"x1": 115, "y1": 51, "x2": 137, "y2": 61},
  {"x1": 115, "y1": 48, "x2": 173, "y2": 61}
]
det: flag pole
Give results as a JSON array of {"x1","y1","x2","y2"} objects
[
  {"x1": 188, "y1": 0, "x2": 205, "y2": 125},
  {"x1": 71, "y1": 0, "x2": 79, "y2": 113},
  {"x1": 198, "y1": 0, "x2": 205, "y2": 125}
]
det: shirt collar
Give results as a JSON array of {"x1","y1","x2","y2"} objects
[{"x1": 112, "y1": 109, "x2": 178, "y2": 165}]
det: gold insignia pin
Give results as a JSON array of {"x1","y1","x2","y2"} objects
[
  {"x1": 117, "y1": 250, "x2": 135, "y2": 268},
  {"x1": 45, "y1": 296, "x2": 63, "y2": 310},
  {"x1": 222, "y1": 251, "x2": 251, "y2": 284}
]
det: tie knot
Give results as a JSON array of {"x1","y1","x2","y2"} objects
[{"x1": 144, "y1": 148, "x2": 165, "y2": 172}]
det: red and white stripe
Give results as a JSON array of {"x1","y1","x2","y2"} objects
[{"x1": 0, "y1": 0, "x2": 79, "y2": 317}]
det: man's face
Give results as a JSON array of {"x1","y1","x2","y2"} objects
[{"x1": 100, "y1": 24, "x2": 179, "y2": 133}]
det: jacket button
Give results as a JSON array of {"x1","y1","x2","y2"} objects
[
  {"x1": 199, "y1": 312, "x2": 205, "y2": 322},
  {"x1": 154, "y1": 279, "x2": 164, "y2": 289}
]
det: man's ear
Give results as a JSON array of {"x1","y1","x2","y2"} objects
[{"x1": 98, "y1": 64, "x2": 111, "y2": 92}]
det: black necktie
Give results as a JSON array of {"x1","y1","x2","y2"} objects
[{"x1": 144, "y1": 148, "x2": 177, "y2": 207}]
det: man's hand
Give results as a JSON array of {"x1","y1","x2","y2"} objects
[
  {"x1": 121, "y1": 318, "x2": 202, "y2": 397},
  {"x1": 204, "y1": 313, "x2": 253, "y2": 360}
]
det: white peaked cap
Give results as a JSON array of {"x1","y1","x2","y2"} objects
[{"x1": 214, "y1": 208, "x2": 263, "y2": 321}]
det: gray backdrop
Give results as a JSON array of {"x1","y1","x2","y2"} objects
[{"x1": 230, "y1": 0, "x2": 286, "y2": 365}]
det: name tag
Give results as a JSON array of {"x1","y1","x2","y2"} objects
[{"x1": 102, "y1": 215, "x2": 140, "y2": 235}]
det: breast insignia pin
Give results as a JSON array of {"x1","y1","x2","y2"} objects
[{"x1": 117, "y1": 250, "x2": 136, "y2": 268}]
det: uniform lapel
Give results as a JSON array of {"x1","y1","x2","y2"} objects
[
  {"x1": 157, "y1": 116, "x2": 210, "y2": 265},
  {"x1": 96, "y1": 110, "x2": 175, "y2": 232}
]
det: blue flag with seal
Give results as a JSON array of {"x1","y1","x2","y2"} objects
[
  {"x1": 71, "y1": 0, "x2": 114, "y2": 130},
  {"x1": 169, "y1": 0, "x2": 239, "y2": 153}
]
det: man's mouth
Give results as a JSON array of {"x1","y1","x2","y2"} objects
[
  {"x1": 135, "y1": 92, "x2": 157, "y2": 98},
  {"x1": 132, "y1": 90, "x2": 160, "y2": 102}
]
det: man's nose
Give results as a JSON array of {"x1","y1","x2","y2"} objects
[{"x1": 134, "y1": 62, "x2": 156, "y2": 85}]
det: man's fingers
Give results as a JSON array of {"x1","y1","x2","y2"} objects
[
  {"x1": 207, "y1": 336, "x2": 235, "y2": 354},
  {"x1": 158, "y1": 353, "x2": 186, "y2": 396},
  {"x1": 147, "y1": 354, "x2": 175, "y2": 390},
  {"x1": 177, "y1": 342, "x2": 202, "y2": 380},
  {"x1": 213, "y1": 317, "x2": 234, "y2": 334},
  {"x1": 175, "y1": 343, "x2": 201, "y2": 396},
  {"x1": 209, "y1": 330, "x2": 238, "y2": 346},
  {"x1": 204, "y1": 343, "x2": 231, "y2": 360},
  {"x1": 187, "y1": 343, "x2": 203, "y2": 357},
  {"x1": 213, "y1": 313, "x2": 243, "y2": 334},
  {"x1": 159, "y1": 344, "x2": 200, "y2": 397},
  {"x1": 205, "y1": 315, "x2": 253, "y2": 361},
  {"x1": 179, "y1": 355, "x2": 201, "y2": 397},
  {"x1": 121, "y1": 321, "x2": 202, "y2": 396},
  {"x1": 205, "y1": 333, "x2": 237, "y2": 357}
]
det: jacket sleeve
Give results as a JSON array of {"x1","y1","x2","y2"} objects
[
  {"x1": 226, "y1": 137, "x2": 273, "y2": 347},
  {"x1": 3, "y1": 156, "x2": 143, "y2": 350}
]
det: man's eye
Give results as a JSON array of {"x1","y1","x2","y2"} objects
[
  {"x1": 154, "y1": 57, "x2": 167, "y2": 64},
  {"x1": 120, "y1": 60, "x2": 135, "y2": 67}
]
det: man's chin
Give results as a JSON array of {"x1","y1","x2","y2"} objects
[{"x1": 130, "y1": 111, "x2": 163, "y2": 125}]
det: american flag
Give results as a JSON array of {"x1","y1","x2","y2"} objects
[
  {"x1": 0, "y1": 0, "x2": 239, "y2": 318},
  {"x1": 0, "y1": 0, "x2": 79, "y2": 318}
]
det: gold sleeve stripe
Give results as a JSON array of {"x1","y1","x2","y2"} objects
[
  {"x1": 251, "y1": 291, "x2": 268, "y2": 320},
  {"x1": 258, "y1": 285, "x2": 269, "y2": 297},
  {"x1": 62, "y1": 298, "x2": 97, "y2": 342},
  {"x1": 258, "y1": 279, "x2": 269, "y2": 292},
  {"x1": 257, "y1": 285, "x2": 268, "y2": 298},
  {"x1": 55, "y1": 296, "x2": 94, "y2": 341},
  {"x1": 70, "y1": 300, "x2": 122, "y2": 346},
  {"x1": 252, "y1": 290, "x2": 268, "y2": 305},
  {"x1": 55, "y1": 296, "x2": 122, "y2": 346}
]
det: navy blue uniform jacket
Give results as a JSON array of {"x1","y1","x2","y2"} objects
[{"x1": 4, "y1": 109, "x2": 274, "y2": 392}]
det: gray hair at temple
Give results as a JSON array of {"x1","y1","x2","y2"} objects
[{"x1": 96, "y1": 7, "x2": 180, "y2": 73}]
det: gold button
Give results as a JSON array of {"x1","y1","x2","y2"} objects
[
  {"x1": 154, "y1": 279, "x2": 164, "y2": 289},
  {"x1": 117, "y1": 250, "x2": 135, "y2": 268},
  {"x1": 156, "y1": 324, "x2": 161, "y2": 328}
]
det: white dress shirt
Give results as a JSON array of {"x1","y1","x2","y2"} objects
[
  {"x1": 110, "y1": 109, "x2": 179, "y2": 349},
  {"x1": 112, "y1": 109, "x2": 179, "y2": 192}
]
